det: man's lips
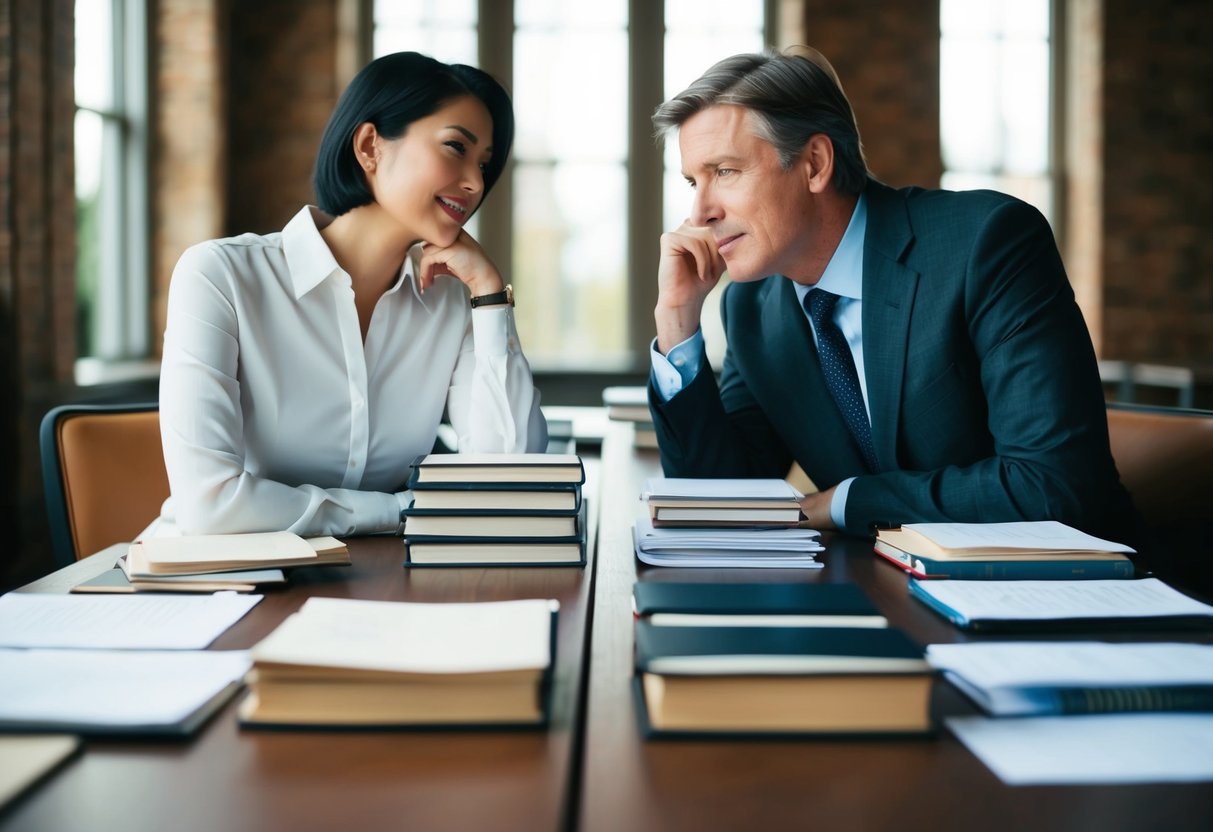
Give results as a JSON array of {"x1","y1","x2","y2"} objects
[{"x1": 716, "y1": 234, "x2": 743, "y2": 255}]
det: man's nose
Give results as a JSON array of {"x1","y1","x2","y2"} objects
[{"x1": 689, "y1": 187, "x2": 719, "y2": 227}]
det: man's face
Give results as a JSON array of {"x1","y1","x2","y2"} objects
[{"x1": 678, "y1": 105, "x2": 818, "y2": 282}]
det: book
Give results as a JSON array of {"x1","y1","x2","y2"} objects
[
  {"x1": 239, "y1": 598, "x2": 558, "y2": 728},
  {"x1": 126, "y1": 533, "x2": 349, "y2": 577},
  {"x1": 408, "y1": 453, "x2": 585, "y2": 486},
  {"x1": 401, "y1": 508, "x2": 581, "y2": 538},
  {"x1": 909, "y1": 578, "x2": 1213, "y2": 632},
  {"x1": 633, "y1": 517, "x2": 823, "y2": 569},
  {"x1": 409, "y1": 487, "x2": 580, "y2": 512},
  {"x1": 72, "y1": 557, "x2": 288, "y2": 594},
  {"x1": 926, "y1": 642, "x2": 1213, "y2": 716},
  {"x1": 633, "y1": 581, "x2": 888, "y2": 628},
  {"x1": 602, "y1": 385, "x2": 652, "y2": 423},
  {"x1": 875, "y1": 521, "x2": 1134, "y2": 559},
  {"x1": 643, "y1": 477, "x2": 804, "y2": 528},
  {"x1": 404, "y1": 536, "x2": 586, "y2": 567},
  {"x1": 0, "y1": 649, "x2": 250, "y2": 735},
  {"x1": 874, "y1": 541, "x2": 1135, "y2": 580},
  {"x1": 634, "y1": 622, "x2": 934, "y2": 736},
  {"x1": 0, "y1": 735, "x2": 81, "y2": 810}
]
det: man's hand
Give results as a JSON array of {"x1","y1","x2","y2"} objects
[
  {"x1": 800, "y1": 486, "x2": 837, "y2": 531},
  {"x1": 417, "y1": 230, "x2": 504, "y2": 299},
  {"x1": 654, "y1": 222, "x2": 727, "y2": 353}
]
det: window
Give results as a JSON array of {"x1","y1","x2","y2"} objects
[
  {"x1": 372, "y1": 0, "x2": 771, "y2": 371},
  {"x1": 940, "y1": 0, "x2": 1056, "y2": 227},
  {"x1": 74, "y1": 0, "x2": 150, "y2": 376}
]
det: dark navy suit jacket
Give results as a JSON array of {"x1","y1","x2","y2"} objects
[{"x1": 651, "y1": 180, "x2": 1136, "y2": 544}]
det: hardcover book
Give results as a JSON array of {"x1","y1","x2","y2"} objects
[
  {"x1": 408, "y1": 453, "x2": 585, "y2": 486},
  {"x1": 239, "y1": 598, "x2": 559, "y2": 728},
  {"x1": 632, "y1": 581, "x2": 887, "y2": 628},
  {"x1": 633, "y1": 623, "x2": 934, "y2": 737}
]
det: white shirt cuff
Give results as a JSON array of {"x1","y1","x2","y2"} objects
[
  {"x1": 471, "y1": 306, "x2": 511, "y2": 356},
  {"x1": 649, "y1": 331, "x2": 705, "y2": 401},
  {"x1": 830, "y1": 477, "x2": 854, "y2": 529}
]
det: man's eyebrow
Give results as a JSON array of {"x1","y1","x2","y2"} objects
[{"x1": 682, "y1": 157, "x2": 744, "y2": 178}]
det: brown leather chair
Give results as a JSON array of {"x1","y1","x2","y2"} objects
[
  {"x1": 1106, "y1": 402, "x2": 1213, "y2": 594},
  {"x1": 39, "y1": 403, "x2": 169, "y2": 567}
]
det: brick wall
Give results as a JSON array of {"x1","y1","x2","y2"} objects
[
  {"x1": 798, "y1": 0, "x2": 943, "y2": 189},
  {"x1": 0, "y1": 0, "x2": 76, "y2": 588},
  {"x1": 1099, "y1": 0, "x2": 1213, "y2": 366},
  {"x1": 226, "y1": 0, "x2": 341, "y2": 236}
]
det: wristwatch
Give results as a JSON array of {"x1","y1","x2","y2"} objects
[{"x1": 469, "y1": 284, "x2": 514, "y2": 308}]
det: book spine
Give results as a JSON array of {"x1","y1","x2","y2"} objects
[
  {"x1": 919, "y1": 558, "x2": 1134, "y2": 580},
  {"x1": 1056, "y1": 686, "x2": 1213, "y2": 715}
]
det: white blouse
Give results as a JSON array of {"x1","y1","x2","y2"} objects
[{"x1": 150, "y1": 206, "x2": 546, "y2": 538}]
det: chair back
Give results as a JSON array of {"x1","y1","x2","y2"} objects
[
  {"x1": 39, "y1": 404, "x2": 168, "y2": 566},
  {"x1": 1106, "y1": 403, "x2": 1213, "y2": 527}
]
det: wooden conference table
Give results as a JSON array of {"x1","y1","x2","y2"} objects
[{"x1": 5, "y1": 421, "x2": 1213, "y2": 831}]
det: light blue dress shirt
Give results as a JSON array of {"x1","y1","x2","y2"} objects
[{"x1": 651, "y1": 194, "x2": 869, "y2": 527}]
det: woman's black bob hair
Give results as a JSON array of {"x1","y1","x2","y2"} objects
[{"x1": 313, "y1": 51, "x2": 514, "y2": 217}]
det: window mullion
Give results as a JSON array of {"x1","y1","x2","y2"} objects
[
  {"x1": 627, "y1": 0, "x2": 664, "y2": 369},
  {"x1": 477, "y1": 0, "x2": 514, "y2": 284}
]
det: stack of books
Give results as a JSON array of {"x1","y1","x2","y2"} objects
[
  {"x1": 603, "y1": 385, "x2": 658, "y2": 449},
  {"x1": 239, "y1": 597, "x2": 559, "y2": 728},
  {"x1": 631, "y1": 582, "x2": 934, "y2": 737},
  {"x1": 402, "y1": 453, "x2": 587, "y2": 566},
  {"x1": 74, "y1": 532, "x2": 349, "y2": 593},
  {"x1": 643, "y1": 477, "x2": 804, "y2": 528},
  {"x1": 874, "y1": 521, "x2": 1136, "y2": 580},
  {"x1": 634, "y1": 477, "x2": 820, "y2": 568}
]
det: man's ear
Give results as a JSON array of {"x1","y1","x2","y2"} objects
[
  {"x1": 799, "y1": 133, "x2": 835, "y2": 194},
  {"x1": 352, "y1": 122, "x2": 380, "y2": 173}
]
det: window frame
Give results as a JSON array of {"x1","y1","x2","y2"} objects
[
  {"x1": 74, "y1": 0, "x2": 153, "y2": 380},
  {"x1": 365, "y1": 0, "x2": 777, "y2": 375}
]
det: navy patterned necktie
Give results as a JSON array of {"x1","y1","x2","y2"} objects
[{"x1": 805, "y1": 289, "x2": 878, "y2": 472}]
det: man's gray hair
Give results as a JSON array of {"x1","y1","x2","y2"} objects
[{"x1": 653, "y1": 47, "x2": 869, "y2": 195}]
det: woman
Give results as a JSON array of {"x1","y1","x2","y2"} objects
[{"x1": 149, "y1": 52, "x2": 546, "y2": 538}]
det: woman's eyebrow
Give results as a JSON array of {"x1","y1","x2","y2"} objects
[{"x1": 447, "y1": 126, "x2": 480, "y2": 144}]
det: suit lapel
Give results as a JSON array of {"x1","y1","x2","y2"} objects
[{"x1": 861, "y1": 183, "x2": 920, "y2": 471}]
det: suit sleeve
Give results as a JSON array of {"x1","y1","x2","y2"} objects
[
  {"x1": 649, "y1": 284, "x2": 795, "y2": 479},
  {"x1": 842, "y1": 199, "x2": 1130, "y2": 539}
]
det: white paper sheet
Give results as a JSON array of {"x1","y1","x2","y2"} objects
[
  {"x1": 903, "y1": 521, "x2": 1134, "y2": 552},
  {"x1": 913, "y1": 578, "x2": 1213, "y2": 622},
  {"x1": 947, "y1": 714, "x2": 1213, "y2": 784},
  {"x1": 0, "y1": 593, "x2": 262, "y2": 650},
  {"x1": 0, "y1": 649, "x2": 250, "y2": 727}
]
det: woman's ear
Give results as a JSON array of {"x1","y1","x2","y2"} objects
[
  {"x1": 800, "y1": 133, "x2": 835, "y2": 194},
  {"x1": 352, "y1": 122, "x2": 380, "y2": 173}
]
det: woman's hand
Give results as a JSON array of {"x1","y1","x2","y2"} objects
[{"x1": 416, "y1": 231, "x2": 504, "y2": 299}]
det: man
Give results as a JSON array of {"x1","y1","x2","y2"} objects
[{"x1": 648, "y1": 48, "x2": 1136, "y2": 546}]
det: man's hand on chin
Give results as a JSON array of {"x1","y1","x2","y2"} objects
[{"x1": 799, "y1": 486, "x2": 837, "y2": 531}]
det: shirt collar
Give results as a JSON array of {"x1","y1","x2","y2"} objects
[
  {"x1": 282, "y1": 205, "x2": 416, "y2": 299},
  {"x1": 793, "y1": 191, "x2": 868, "y2": 307}
]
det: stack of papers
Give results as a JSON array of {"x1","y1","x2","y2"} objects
[
  {"x1": 126, "y1": 532, "x2": 348, "y2": 577},
  {"x1": 927, "y1": 642, "x2": 1213, "y2": 715},
  {"x1": 633, "y1": 517, "x2": 823, "y2": 568}
]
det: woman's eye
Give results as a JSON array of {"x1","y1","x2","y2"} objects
[{"x1": 445, "y1": 140, "x2": 466, "y2": 155}]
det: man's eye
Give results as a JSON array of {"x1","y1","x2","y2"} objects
[{"x1": 717, "y1": 168, "x2": 736, "y2": 178}]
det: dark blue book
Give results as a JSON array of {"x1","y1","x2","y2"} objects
[
  {"x1": 632, "y1": 582, "x2": 886, "y2": 627},
  {"x1": 633, "y1": 623, "x2": 934, "y2": 737}
]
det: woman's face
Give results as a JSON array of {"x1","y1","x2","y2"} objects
[{"x1": 368, "y1": 95, "x2": 495, "y2": 246}]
